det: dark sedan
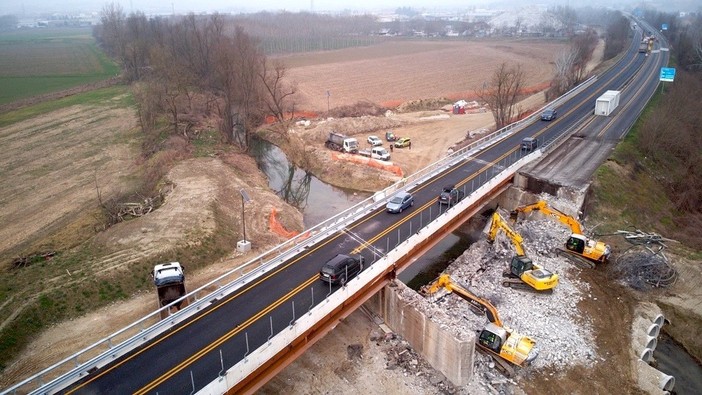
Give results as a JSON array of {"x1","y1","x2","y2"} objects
[{"x1": 540, "y1": 108, "x2": 557, "y2": 121}]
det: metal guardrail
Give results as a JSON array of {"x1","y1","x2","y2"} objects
[
  {"x1": 2, "y1": 73, "x2": 598, "y2": 395},
  {"x1": 202, "y1": 148, "x2": 545, "y2": 395}
]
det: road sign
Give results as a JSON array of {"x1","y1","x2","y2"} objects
[
  {"x1": 660, "y1": 67, "x2": 676, "y2": 82},
  {"x1": 661, "y1": 23, "x2": 668, "y2": 31}
]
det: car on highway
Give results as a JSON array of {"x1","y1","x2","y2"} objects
[
  {"x1": 367, "y1": 135, "x2": 382, "y2": 146},
  {"x1": 540, "y1": 108, "x2": 557, "y2": 121},
  {"x1": 394, "y1": 137, "x2": 411, "y2": 148},
  {"x1": 521, "y1": 137, "x2": 538, "y2": 152},
  {"x1": 386, "y1": 191, "x2": 414, "y2": 213},
  {"x1": 320, "y1": 254, "x2": 364, "y2": 285},
  {"x1": 438, "y1": 184, "x2": 464, "y2": 206}
]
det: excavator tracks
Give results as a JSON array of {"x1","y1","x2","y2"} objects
[
  {"x1": 476, "y1": 344, "x2": 516, "y2": 377},
  {"x1": 501, "y1": 271, "x2": 554, "y2": 293},
  {"x1": 501, "y1": 277, "x2": 554, "y2": 293},
  {"x1": 555, "y1": 248, "x2": 596, "y2": 269}
]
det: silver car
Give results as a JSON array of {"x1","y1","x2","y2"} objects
[{"x1": 386, "y1": 191, "x2": 414, "y2": 213}]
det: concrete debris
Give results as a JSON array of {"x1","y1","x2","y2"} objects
[
  {"x1": 418, "y1": 207, "x2": 596, "y2": 386},
  {"x1": 377, "y1": 332, "x2": 458, "y2": 394}
]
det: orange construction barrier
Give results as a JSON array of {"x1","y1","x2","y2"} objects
[
  {"x1": 330, "y1": 152, "x2": 404, "y2": 177},
  {"x1": 269, "y1": 208, "x2": 299, "y2": 239}
]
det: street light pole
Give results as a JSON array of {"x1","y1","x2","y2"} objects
[
  {"x1": 238, "y1": 189, "x2": 251, "y2": 252},
  {"x1": 241, "y1": 192, "x2": 247, "y2": 243}
]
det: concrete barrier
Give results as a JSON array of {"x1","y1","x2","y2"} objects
[{"x1": 366, "y1": 283, "x2": 475, "y2": 386}]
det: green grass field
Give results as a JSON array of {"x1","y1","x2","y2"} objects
[{"x1": 0, "y1": 27, "x2": 119, "y2": 105}]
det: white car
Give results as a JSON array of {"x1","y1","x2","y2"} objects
[{"x1": 367, "y1": 135, "x2": 382, "y2": 146}]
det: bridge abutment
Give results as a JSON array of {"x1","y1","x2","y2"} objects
[{"x1": 366, "y1": 281, "x2": 475, "y2": 386}]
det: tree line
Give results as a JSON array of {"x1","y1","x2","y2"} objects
[
  {"x1": 635, "y1": 13, "x2": 702, "y2": 228},
  {"x1": 94, "y1": 4, "x2": 296, "y2": 154}
]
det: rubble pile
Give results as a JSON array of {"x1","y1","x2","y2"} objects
[
  {"x1": 370, "y1": 331, "x2": 459, "y2": 394},
  {"x1": 421, "y1": 210, "x2": 597, "y2": 376}
]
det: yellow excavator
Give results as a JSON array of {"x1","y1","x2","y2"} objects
[
  {"x1": 422, "y1": 274, "x2": 538, "y2": 375},
  {"x1": 487, "y1": 212, "x2": 559, "y2": 292},
  {"x1": 510, "y1": 200, "x2": 611, "y2": 269}
]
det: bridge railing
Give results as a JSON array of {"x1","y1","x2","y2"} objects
[
  {"x1": 198, "y1": 146, "x2": 546, "y2": 395},
  {"x1": 2, "y1": 74, "x2": 597, "y2": 395}
]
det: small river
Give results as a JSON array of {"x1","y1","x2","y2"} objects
[
  {"x1": 250, "y1": 136, "x2": 469, "y2": 282},
  {"x1": 250, "y1": 137, "x2": 369, "y2": 228},
  {"x1": 656, "y1": 332, "x2": 702, "y2": 394}
]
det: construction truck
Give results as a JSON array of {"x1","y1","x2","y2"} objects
[
  {"x1": 510, "y1": 200, "x2": 611, "y2": 269},
  {"x1": 487, "y1": 212, "x2": 559, "y2": 292},
  {"x1": 325, "y1": 132, "x2": 359, "y2": 154},
  {"x1": 152, "y1": 262, "x2": 188, "y2": 317},
  {"x1": 422, "y1": 274, "x2": 538, "y2": 375}
]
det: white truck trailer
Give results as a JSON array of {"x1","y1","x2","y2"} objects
[{"x1": 595, "y1": 90, "x2": 620, "y2": 117}]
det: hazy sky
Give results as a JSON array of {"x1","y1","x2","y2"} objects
[{"x1": 2, "y1": 0, "x2": 494, "y2": 16}]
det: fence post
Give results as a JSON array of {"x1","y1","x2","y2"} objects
[
  {"x1": 308, "y1": 288, "x2": 314, "y2": 315},
  {"x1": 289, "y1": 301, "x2": 296, "y2": 327},
  {"x1": 267, "y1": 316, "x2": 274, "y2": 345}
]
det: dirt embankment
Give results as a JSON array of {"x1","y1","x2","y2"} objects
[{"x1": 0, "y1": 105, "x2": 305, "y2": 387}]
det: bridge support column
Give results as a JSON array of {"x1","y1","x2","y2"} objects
[{"x1": 366, "y1": 282, "x2": 475, "y2": 386}]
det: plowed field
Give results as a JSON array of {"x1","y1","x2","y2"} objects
[{"x1": 279, "y1": 39, "x2": 566, "y2": 112}]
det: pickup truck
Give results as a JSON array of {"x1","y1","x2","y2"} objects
[{"x1": 359, "y1": 146, "x2": 391, "y2": 161}]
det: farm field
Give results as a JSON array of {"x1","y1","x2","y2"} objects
[
  {"x1": 0, "y1": 28, "x2": 118, "y2": 105},
  {"x1": 278, "y1": 39, "x2": 567, "y2": 112}
]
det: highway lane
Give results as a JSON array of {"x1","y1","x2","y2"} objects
[
  {"x1": 64, "y1": 30, "x2": 655, "y2": 394},
  {"x1": 525, "y1": 26, "x2": 668, "y2": 187}
]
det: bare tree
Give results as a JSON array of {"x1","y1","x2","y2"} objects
[
  {"x1": 570, "y1": 29, "x2": 598, "y2": 83},
  {"x1": 477, "y1": 63, "x2": 525, "y2": 129},
  {"x1": 553, "y1": 48, "x2": 578, "y2": 95},
  {"x1": 690, "y1": 23, "x2": 702, "y2": 70},
  {"x1": 98, "y1": 3, "x2": 126, "y2": 60},
  {"x1": 259, "y1": 60, "x2": 298, "y2": 127},
  {"x1": 122, "y1": 12, "x2": 151, "y2": 82},
  {"x1": 212, "y1": 26, "x2": 266, "y2": 149},
  {"x1": 548, "y1": 29, "x2": 598, "y2": 99}
]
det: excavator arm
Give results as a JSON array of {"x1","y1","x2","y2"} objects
[
  {"x1": 487, "y1": 212, "x2": 525, "y2": 256},
  {"x1": 511, "y1": 200, "x2": 611, "y2": 266},
  {"x1": 423, "y1": 274, "x2": 539, "y2": 370},
  {"x1": 511, "y1": 200, "x2": 583, "y2": 234},
  {"x1": 424, "y1": 274, "x2": 503, "y2": 327}
]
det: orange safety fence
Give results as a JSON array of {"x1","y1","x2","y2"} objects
[
  {"x1": 269, "y1": 208, "x2": 299, "y2": 239},
  {"x1": 331, "y1": 152, "x2": 404, "y2": 177}
]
